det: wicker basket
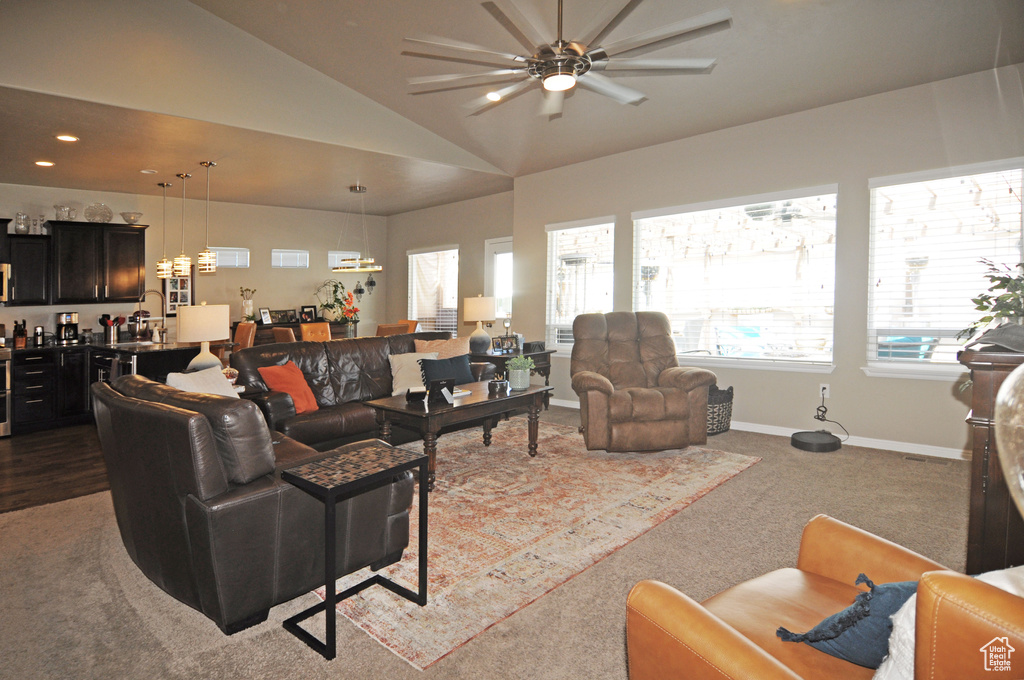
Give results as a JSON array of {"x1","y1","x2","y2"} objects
[{"x1": 707, "y1": 385, "x2": 734, "y2": 435}]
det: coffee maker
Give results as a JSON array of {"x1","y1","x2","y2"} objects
[{"x1": 55, "y1": 312, "x2": 79, "y2": 345}]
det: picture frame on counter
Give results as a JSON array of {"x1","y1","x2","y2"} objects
[
  {"x1": 300, "y1": 305, "x2": 317, "y2": 322},
  {"x1": 259, "y1": 308, "x2": 272, "y2": 325},
  {"x1": 162, "y1": 266, "x2": 194, "y2": 318}
]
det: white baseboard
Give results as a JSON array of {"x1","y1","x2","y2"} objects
[{"x1": 546, "y1": 399, "x2": 968, "y2": 461}]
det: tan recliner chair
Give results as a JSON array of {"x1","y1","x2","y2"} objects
[
  {"x1": 570, "y1": 311, "x2": 717, "y2": 451},
  {"x1": 626, "y1": 514, "x2": 1024, "y2": 680}
]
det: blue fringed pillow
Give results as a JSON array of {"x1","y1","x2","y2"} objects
[
  {"x1": 776, "y1": 574, "x2": 917, "y2": 669},
  {"x1": 419, "y1": 355, "x2": 475, "y2": 386}
]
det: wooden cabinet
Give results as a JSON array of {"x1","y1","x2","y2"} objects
[
  {"x1": 57, "y1": 347, "x2": 91, "y2": 418},
  {"x1": 240, "y1": 321, "x2": 359, "y2": 346},
  {"x1": 13, "y1": 350, "x2": 56, "y2": 433},
  {"x1": 8, "y1": 236, "x2": 51, "y2": 305},
  {"x1": 959, "y1": 349, "x2": 1024, "y2": 573},
  {"x1": 51, "y1": 221, "x2": 146, "y2": 304}
]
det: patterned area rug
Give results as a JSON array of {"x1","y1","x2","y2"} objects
[{"x1": 323, "y1": 419, "x2": 759, "y2": 669}]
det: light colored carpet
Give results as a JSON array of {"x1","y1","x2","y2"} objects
[
  {"x1": 327, "y1": 420, "x2": 758, "y2": 668},
  {"x1": 0, "y1": 408, "x2": 970, "y2": 679}
]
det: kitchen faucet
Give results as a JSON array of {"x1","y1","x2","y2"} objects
[{"x1": 136, "y1": 289, "x2": 167, "y2": 342}]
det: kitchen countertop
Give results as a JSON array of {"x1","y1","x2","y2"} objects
[{"x1": 7, "y1": 340, "x2": 198, "y2": 355}]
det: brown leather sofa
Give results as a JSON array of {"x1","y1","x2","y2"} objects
[
  {"x1": 626, "y1": 514, "x2": 1024, "y2": 679},
  {"x1": 92, "y1": 375, "x2": 414, "y2": 634},
  {"x1": 570, "y1": 311, "x2": 717, "y2": 451},
  {"x1": 230, "y1": 332, "x2": 495, "y2": 450}
]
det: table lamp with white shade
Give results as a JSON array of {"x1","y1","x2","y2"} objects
[
  {"x1": 177, "y1": 302, "x2": 230, "y2": 371},
  {"x1": 464, "y1": 295, "x2": 495, "y2": 354}
]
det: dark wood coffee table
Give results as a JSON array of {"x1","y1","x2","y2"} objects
[{"x1": 366, "y1": 381, "x2": 552, "y2": 491}]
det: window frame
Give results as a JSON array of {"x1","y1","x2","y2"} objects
[
  {"x1": 632, "y1": 185, "x2": 838, "y2": 370},
  {"x1": 270, "y1": 248, "x2": 309, "y2": 269},
  {"x1": 407, "y1": 245, "x2": 460, "y2": 336},
  {"x1": 863, "y1": 158, "x2": 1024, "y2": 379},
  {"x1": 545, "y1": 216, "x2": 616, "y2": 350},
  {"x1": 484, "y1": 236, "x2": 513, "y2": 323},
  {"x1": 207, "y1": 246, "x2": 249, "y2": 268}
]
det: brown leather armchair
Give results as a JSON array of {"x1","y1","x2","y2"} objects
[
  {"x1": 570, "y1": 311, "x2": 717, "y2": 451},
  {"x1": 626, "y1": 515, "x2": 1024, "y2": 679}
]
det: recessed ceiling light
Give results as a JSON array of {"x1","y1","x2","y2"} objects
[
  {"x1": 35, "y1": 161, "x2": 54, "y2": 167},
  {"x1": 55, "y1": 134, "x2": 79, "y2": 142},
  {"x1": 486, "y1": 91, "x2": 501, "y2": 102},
  {"x1": 140, "y1": 169, "x2": 158, "y2": 175}
]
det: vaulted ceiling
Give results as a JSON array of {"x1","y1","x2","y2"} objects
[{"x1": 0, "y1": 0, "x2": 1021, "y2": 216}]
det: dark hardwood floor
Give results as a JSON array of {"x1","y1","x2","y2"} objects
[{"x1": 0, "y1": 425, "x2": 109, "y2": 514}]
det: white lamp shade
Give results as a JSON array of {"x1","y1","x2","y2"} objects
[
  {"x1": 177, "y1": 304, "x2": 230, "y2": 342},
  {"x1": 464, "y1": 296, "x2": 496, "y2": 323}
]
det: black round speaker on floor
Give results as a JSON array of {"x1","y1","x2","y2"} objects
[{"x1": 791, "y1": 429, "x2": 842, "y2": 452}]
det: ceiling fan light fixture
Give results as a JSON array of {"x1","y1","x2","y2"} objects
[
  {"x1": 486, "y1": 91, "x2": 502, "y2": 102},
  {"x1": 543, "y1": 69, "x2": 576, "y2": 92}
]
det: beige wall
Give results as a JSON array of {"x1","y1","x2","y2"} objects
[
  {"x1": 385, "y1": 192, "x2": 514, "y2": 338},
  {"x1": 510, "y1": 64, "x2": 1024, "y2": 456},
  {"x1": 0, "y1": 182, "x2": 386, "y2": 339}
]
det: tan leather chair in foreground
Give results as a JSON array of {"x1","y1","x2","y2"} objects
[
  {"x1": 626, "y1": 514, "x2": 1024, "y2": 680},
  {"x1": 570, "y1": 311, "x2": 717, "y2": 451},
  {"x1": 300, "y1": 322, "x2": 331, "y2": 341}
]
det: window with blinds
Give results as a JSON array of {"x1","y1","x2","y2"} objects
[
  {"x1": 546, "y1": 220, "x2": 615, "y2": 348},
  {"x1": 208, "y1": 247, "x2": 249, "y2": 268},
  {"x1": 408, "y1": 248, "x2": 459, "y2": 335},
  {"x1": 868, "y1": 162, "x2": 1023, "y2": 366},
  {"x1": 328, "y1": 250, "x2": 360, "y2": 269},
  {"x1": 271, "y1": 249, "x2": 309, "y2": 268},
  {"x1": 634, "y1": 188, "x2": 837, "y2": 365}
]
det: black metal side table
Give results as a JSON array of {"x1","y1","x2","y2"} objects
[{"x1": 281, "y1": 441, "x2": 428, "y2": 660}]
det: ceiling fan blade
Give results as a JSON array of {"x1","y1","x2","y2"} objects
[
  {"x1": 463, "y1": 78, "x2": 538, "y2": 115},
  {"x1": 539, "y1": 89, "x2": 564, "y2": 116},
  {"x1": 592, "y1": 57, "x2": 718, "y2": 73},
  {"x1": 404, "y1": 36, "x2": 528, "y2": 64},
  {"x1": 576, "y1": 73, "x2": 647, "y2": 105},
  {"x1": 409, "y1": 68, "x2": 526, "y2": 86},
  {"x1": 592, "y1": 8, "x2": 732, "y2": 59},
  {"x1": 577, "y1": 0, "x2": 645, "y2": 48},
  {"x1": 482, "y1": 0, "x2": 549, "y2": 53}
]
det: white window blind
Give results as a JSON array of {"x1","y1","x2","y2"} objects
[
  {"x1": 271, "y1": 249, "x2": 309, "y2": 269},
  {"x1": 868, "y1": 163, "x2": 1024, "y2": 365},
  {"x1": 328, "y1": 250, "x2": 360, "y2": 269},
  {"x1": 484, "y1": 237, "x2": 513, "y2": 321},
  {"x1": 208, "y1": 247, "x2": 249, "y2": 268},
  {"x1": 408, "y1": 248, "x2": 459, "y2": 335},
  {"x1": 546, "y1": 220, "x2": 615, "y2": 348},
  {"x1": 634, "y1": 188, "x2": 837, "y2": 364}
]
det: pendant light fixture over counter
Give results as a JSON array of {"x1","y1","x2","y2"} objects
[
  {"x1": 173, "y1": 173, "x2": 192, "y2": 277},
  {"x1": 156, "y1": 181, "x2": 173, "y2": 279},
  {"x1": 332, "y1": 184, "x2": 383, "y2": 276},
  {"x1": 197, "y1": 161, "x2": 217, "y2": 274}
]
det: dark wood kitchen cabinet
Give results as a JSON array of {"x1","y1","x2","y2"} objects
[
  {"x1": 57, "y1": 346, "x2": 91, "y2": 419},
  {"x1": 51, "y1": 221, "x2": 147, "y2": 304},
  {"x1": 8, "y1": 235, "x2": 51, "y2": 305}
]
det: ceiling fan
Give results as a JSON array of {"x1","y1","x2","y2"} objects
[{"x1": 402, "y1": 0, "x2": 732, "y2": 116}]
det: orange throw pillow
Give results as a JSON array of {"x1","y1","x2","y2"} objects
[{"x1": 257, "y1": 362, "x2": 318, "y2": 414}]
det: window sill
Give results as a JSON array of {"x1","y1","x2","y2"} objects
[
  {"x1": 552, "y1": 350, "x2": 835, "y2": 374},
  {"x1": 861, "y1": 363, "x2": 967, "y2": 381}
]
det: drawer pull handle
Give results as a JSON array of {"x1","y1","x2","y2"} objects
[
  {"x1": 25, "y1": 385, "x2": 44, "y2": 390},
  {"x1": 25, "y1": 370, "x2": 44, "y2": 375},
  {"x1": 26, "y1": 399, "x2": 43, "y2": 404},
  {"x1": 23, "y1": 356, "x2": 43, "y2": 361}
]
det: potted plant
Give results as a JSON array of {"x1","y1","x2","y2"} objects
[
  {"x1": 239, "y1": 287, "x2": 257, "y2": 321},
  {"x1": 315, "y1": 280, "x2": 360, "y2": 325},
  {"x1": 506, "y1": 355, "x2": 535, "y2": 391},
  {"x1": 958, "y1": 259, "x2": 1024, "y2": 350}
]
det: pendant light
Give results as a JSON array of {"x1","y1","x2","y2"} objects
[
  {"x1": 156, "y1": 181, "x2": 174, "y2": 279},
  {"x1": 332, "y1": 184, "x2": 382, "y2": 276},
  {"x1": 197, "y1": 161, "x2": 217, "y2": 274},
  {"x1": 173, "y1": 173, "x2": 192, "y2": 277}
]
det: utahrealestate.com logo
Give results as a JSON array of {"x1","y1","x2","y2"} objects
[{"x1": 981, "y1": 637, "x2": 1016, "y2": 673}]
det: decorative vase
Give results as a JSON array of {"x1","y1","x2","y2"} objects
[
  {"x1": 508, "y1": 368, "x2": 531, "y2": 391},
  {"x1": 321, "y1": 307, "x2": 339, "y2": 322},
  {"x1": 241, "y1": 299, "x2": 254, "y2": 320}
]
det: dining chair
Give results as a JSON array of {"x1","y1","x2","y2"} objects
[
  {"x1": 375, "y1": 322, "x2": 410, "y2": 337},
  {"x1": 300, "y1": 322, "x2": 331, "y2": 341},
  {"x1": 222, "y1": 321, "x2": 257, "y2": 365},
  {"x1": 272, "y1": 326, "x2": 297, "y2": 343}
]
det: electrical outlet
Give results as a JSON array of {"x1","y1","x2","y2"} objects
[{"x1": 819, "y1": 384, "x2": 830, "y2": 399}]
